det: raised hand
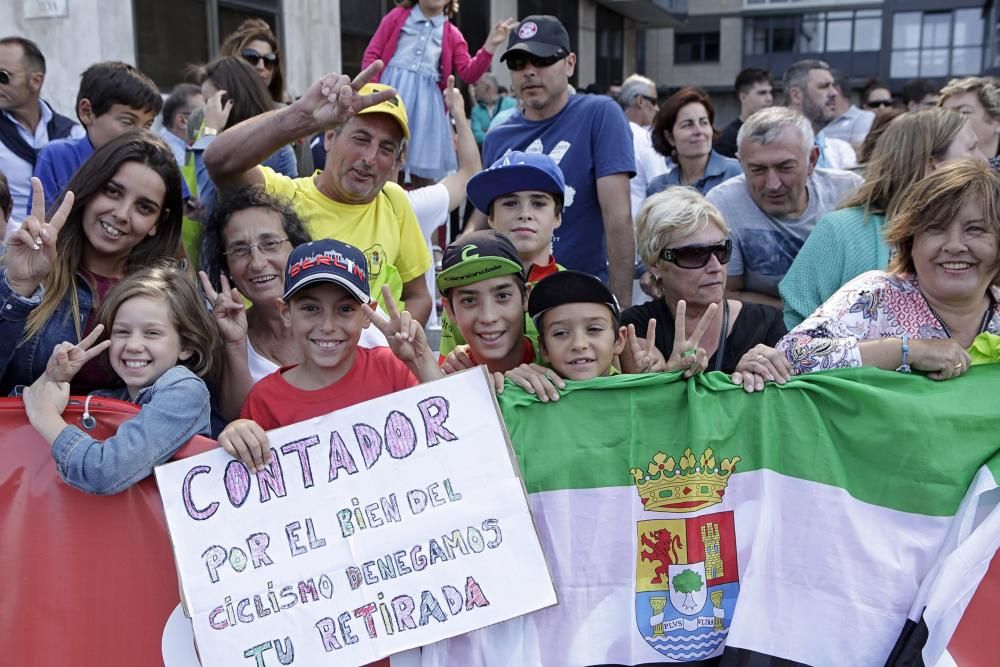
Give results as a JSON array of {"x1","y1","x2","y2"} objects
[
  {"x1": 731, "y1": 344, "x2": 793, "y2": 393},
  {"x1": 665, "y1": 300, "x2": 718, "y2": 378},
  {"x1": 203, "y1": 90, "x2": 233, "y2": 132},
  {"x1": 44, "y1": 324, "x2": 112, "y2": 383},
  {"x1": 484, "y1": 18, "x2": 518, "y2": 53},
  {"x1": 363, "y1": 284, "x2": 432, "y2": 364},
  {"x1": 303, "y1": 61, "x2": 399, "y2": 131},
  {"x1": 199, "y1": 271, "x2": 248, "y2": 347},
  {"x1": 625, "y1": 319, "x2": 668, "y2": 373},
  {"x1": 6, "y1": 178, "x2": 73, "y2": 296},
  {"x1": 443, "y1": 75, "x2": 466, "y2": 119}
]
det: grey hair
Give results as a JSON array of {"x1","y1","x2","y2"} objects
[
  {"x1": 636, "y1": 187, "x2": 729, "y2": 268},
  {"x1": 619, "y1": 74, "x2": 657, "y2": 109},
  {"x1": 782, "y1": 59, "x2": 831, "y2": 100},
  {"x1": 737, "y1": 107, "x2": 814, "y2": 158}
]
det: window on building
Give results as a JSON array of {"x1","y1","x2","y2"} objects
[
  {"x1": 675, "y1": 32, "x2": 720, "y2": 64},
  {"x1": 890, "y1": 9, "x2": 984, "y2": 79},
  {"x1": 595, "y1": 4, "x2": 624, "y2": 89},
  {"x1": 340, "y1": 2, "x2": 392, "y2": 80},
  {"x1": 745, "y1": 10, "x2": 882, "y2": 56}
]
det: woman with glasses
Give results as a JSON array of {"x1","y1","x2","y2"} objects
[
  {"x1": 645, "y1": 87, "x2": 742, "y2": 198},
  {"x1": 621, "y1": 187, "x2": 786, "y2": 380},
  {"x1": 199, "y1": 187, "x2": 387, "y2": 417}
]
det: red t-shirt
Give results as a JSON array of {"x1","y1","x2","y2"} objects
[
  {"x1": 526, "y1": 254, "x2": 560, "y2": 284},
  {"x1": 240, "y1": 346, "x2": 419, "y2": 430},
  {"x1": 467, "y1": 337, "x2": 536, "y2": 368}
]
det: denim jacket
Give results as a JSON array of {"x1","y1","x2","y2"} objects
[
  {"x1": 0, "y1": 268, "x2": 94, "y2": 394},
  {"x1": 50, "y1": 365, "x2": 211, "y2": 495}
]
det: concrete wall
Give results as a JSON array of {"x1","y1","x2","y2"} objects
[
  {"x1": 0, "y1": 0, "x2": 136, "y2": 117},
  {"x1": 281, "y1": 0, "x2": 342, "y2": 98}
]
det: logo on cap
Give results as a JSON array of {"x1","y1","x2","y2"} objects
[
  {"x1": 461, "y1": 245, "x2": 479, "y2": 261},
  {"x1": 518, "y1": 22, "x2": 538, "y2": 39}
]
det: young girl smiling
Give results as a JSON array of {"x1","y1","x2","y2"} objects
[{"x1": 22, "y1": 263, "x2": 219, "y2": 495}]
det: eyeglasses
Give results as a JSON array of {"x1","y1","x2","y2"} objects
[
  {"x1": 865, "y1": 99, "x2": 894, "y2": 109},
  {"x1": 659, "y1": 240, "x2": 732, "y2": 269},
  {"x1": 224, "y1": 238, "x2": 288, "y2": 260},
  {"x1": 0, "y1": 69, "x2": 24, "y2": 86},
  {"x1": 240, "y1": 48, "x2": 278, "y2": 70},
  {"x1": 506, "y1": 53, "x2": 566, "y2": 72}
]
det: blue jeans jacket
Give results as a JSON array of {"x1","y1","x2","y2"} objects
[
  {"x1": 0, "y1": 268, "x2": 94, "y2": 394},
  {"x1": 50, "y1": 365, "x2": 211, "y2": 495}
]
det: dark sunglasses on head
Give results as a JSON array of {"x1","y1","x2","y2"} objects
[
  {"x1": 865, "y1": 99, "x2": 893, "y2": 109},
  {"x1": 659, "y1": 239, "x2": 732, "y2": 269},
  {"x1": 240, "y1": 48, "x2": 278, "y2": 69},
  {"x1": 506, "y1": 53, "x2": 566, "y2": 72}
]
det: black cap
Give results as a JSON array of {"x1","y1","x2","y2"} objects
[
  {"x1": 283, "y1": 238, "x2": 371, "y2": 303},
  {"x1": 437, "y1": 231, "x2": 525, "y2": 291},
  {"x1": 528, "y1": 270, "x2": 621, "y2": 321},
  {"x1": 501, "y1": 15, "x2": 571, "y2": 62}
]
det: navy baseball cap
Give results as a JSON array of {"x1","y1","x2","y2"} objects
[
  {"x1": 501, "y1": 15, "x2": 571, "y2": 62},
  {"x1": 283, "y1": 239, "x2": 371, "y2": 304},
  {"x1": 466, "y1": 151, "x2": 566, "y2": 214},
  {"x1": 436, "y1": 231, "x2": 524, "y2": 291},
  {"x1": 528, "y1": 270, "x2": 621, "y2": 322}
]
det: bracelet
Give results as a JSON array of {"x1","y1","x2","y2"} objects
[{"x1": 896, "y1": 334, "x2": 911, "y2": 373}]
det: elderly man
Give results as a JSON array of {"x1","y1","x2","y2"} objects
[
  {"x1": 706, "y1": 107, "x2": 862, "y2": 308},
  {"x1": 0, "y1": 36, "x2": 83, "y2": 236},
  {"x1": 471, "y1": 73, "x2": 515, "y2": 147},
  {"x1": 204, "y1": 62, "x2": 432, "y2": 324},
  {"x1": 619, "y1": 73, "x2": 668, "y2": 220},
  {"x1": 782, "y1": 59, "x2": 855, "y2": 170},
  {"x1": 468, "y1": 14, "x2": 636, "y2": 307}
]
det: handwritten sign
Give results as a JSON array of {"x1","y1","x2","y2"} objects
[{"x1": 155, "y1": 368, "x2": 556, "y2": 666}]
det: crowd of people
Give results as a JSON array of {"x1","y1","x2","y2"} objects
[{"x1": 2, "y1": 0, "x2": 1000, "y2": 659}]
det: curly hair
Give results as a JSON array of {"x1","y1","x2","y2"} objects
[{"x1": 200, "y1": 186, "x2": 311, "y2": 293}]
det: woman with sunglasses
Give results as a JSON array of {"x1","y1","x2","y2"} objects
[
  {"x1": 622, "y1": 187, "x2": 787, "y2": 379},
  {"x1": 218, "y1": 18, "x2": 285, "y2": 104}
]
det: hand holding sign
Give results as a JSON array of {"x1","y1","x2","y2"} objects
[{"x1": 217, "y1": 418, "x2": 272, "y2": 473}]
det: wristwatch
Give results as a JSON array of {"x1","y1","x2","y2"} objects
[{"x1": 896, "y1": 334, "x2": 911, "y2": 373}]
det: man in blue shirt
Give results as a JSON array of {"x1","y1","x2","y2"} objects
[{"x1": 468, "y1": 15, "x2": 636, "y2": 308}]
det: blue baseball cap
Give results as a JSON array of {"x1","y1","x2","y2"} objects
[
  {"x1": 283, "y1": 239, "x2": 371, "y2": 304},
  {"x1": 466, "y1": 151, "x2": 566, "y2": 214}
]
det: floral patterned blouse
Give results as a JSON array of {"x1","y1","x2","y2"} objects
[{"x1": 777, "y1": 271, "x2": 1000, "y2": 374}]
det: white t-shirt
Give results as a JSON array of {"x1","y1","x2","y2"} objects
[
  {"x1": 628, "y1": 121, "x2": 669, "y2": 220},
  {"x1": 406, "y1": 183, "x2": 450, "y2": 328}
]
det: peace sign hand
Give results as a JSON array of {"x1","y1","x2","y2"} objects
[
  {"x1": 7, "y1": 177, "x2": 73, "y2": 297},
  {"x1": 304, "y1": 61, "x2": 399, "y2": 131},
  {"x1": 199, "y1": 271, "x2": 248, "y2": 347},
  {"x1": 625, "y1": 319, "x2": 668, "y2": 373},
  {"x1": 44, "y1": 324, "x2": 112, "y2": 384},
  {"x1": 363, "y1": 284, "x2": 432, "y2": 364},
  {"x1": 665, "y1": 300, "x2": 718, "y2": 378}
]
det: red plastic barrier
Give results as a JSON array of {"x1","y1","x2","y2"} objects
[{"x1": 949, "y1": 551, "x2": 1000, "y2": 666}]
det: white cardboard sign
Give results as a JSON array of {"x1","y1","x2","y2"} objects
[{"x1": 155, "y1": 368, "x2": 556, "y2": 666}]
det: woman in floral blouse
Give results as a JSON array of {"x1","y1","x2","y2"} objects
[{"x1": 777, "y1": 159, "x2": 1000, "y2": 379}]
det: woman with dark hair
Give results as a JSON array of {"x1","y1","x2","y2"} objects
[
  {"x1": 0, "y1": 130, "x2": 184, "y2": 394},
  {"x1": 198, "y1": 187, "x2": 387, "y2": 417},
  {"x1": 646, "y1": 86, "x2": 742, "y2": 197},
  {"x1": 219, "y1": 18, "x2": 285, "y2": 104},
  {"x1": 861, "y1": 78, "x2": 895, "y2": 118},
  {"x1": 192, "y1": 56, "x2": 297, "y2": 215}
]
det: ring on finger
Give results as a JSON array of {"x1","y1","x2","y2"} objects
[
  {"x1": 682, "y1": 348, "x2": 698, "y2": 358},
  {"x1": 755, "y1": 354, "x2": 765, "y2": 363},
  {"x1": 954, "y1": 362, "x2": 963, "y2": 370}
]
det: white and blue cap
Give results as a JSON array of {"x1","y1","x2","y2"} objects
[
  {"x1": 466, "y1": 151, "x2": 566, "y2": 214},
  {"x1": 283, "y1": 238, "x2": 371, "y2": 304}
]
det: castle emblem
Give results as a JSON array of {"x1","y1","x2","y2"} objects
[{"x1": 632, "y1": 448, "x2": 741, "y2": 661}]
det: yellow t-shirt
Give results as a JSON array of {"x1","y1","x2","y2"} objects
[{"x1": 261, "y1": 167, "x2": 431, "y2": 299}]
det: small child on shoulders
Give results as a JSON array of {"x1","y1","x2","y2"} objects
[{"x1": 219, "y1": 238, "x2": 441, "y2": 472}]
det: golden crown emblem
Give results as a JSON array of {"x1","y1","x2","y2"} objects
[{"x1": 630, "y1": 447, "x2": 741, "y2": 513}]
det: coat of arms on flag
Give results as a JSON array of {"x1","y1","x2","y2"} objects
[{"x1": 632, "y1": 448, "x2": 741, "y2": 661}]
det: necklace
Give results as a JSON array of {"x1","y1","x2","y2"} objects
[{"x1": 923, "y1": 292, "x2": 994, "y2": 338}]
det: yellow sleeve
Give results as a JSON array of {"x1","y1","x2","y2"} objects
[
  {"x1": 260, "y1": 166, "x2": 298, "y2": 201},
  {"x1": 383, "y1": 183, "x2": 432, "y2": 284}
]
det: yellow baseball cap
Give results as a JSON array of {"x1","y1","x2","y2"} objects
[{"x1": 356, "y1": 83, "x2": 410, "y2": 140}]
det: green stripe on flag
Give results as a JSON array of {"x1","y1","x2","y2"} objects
[{"x1": 498, "y1": 366, "x2": 1000, "y2": 517}]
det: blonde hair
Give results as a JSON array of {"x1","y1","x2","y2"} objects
[
  {"x1": 886, "y1": 159, "x2": 1000, "y2": 281},
  {"x1": 96, "y1": 261, "x2": 220, "y2": 385},
  {"x1": 636, "y1": 187, "x2": 729, "y2": 268},
  {"x1": 939, "y1": 76, "x2": 1000, "y2": 121},
  {"x1": 843, "y1": 108, "x2": 965, "y2": 220}
]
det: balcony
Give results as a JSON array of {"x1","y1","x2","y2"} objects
[{"x1": 596, "y1": 0, "x2": 688, "y2": 27}]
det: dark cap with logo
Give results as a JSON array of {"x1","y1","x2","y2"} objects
[
  {"x1": 283, "y1": 238, "x2": 371, "y2": 304},
  {"x1": 528, "y1": 270, "x2": 621, "y2": 322},
  {"x1": 436, "y1": 231, "x2": 525, "y2": 291},
  {"x1": 466, "y1": 151, "x2": 566, "y2": 214},
  {"x1": 501, "y1": 15, "x2": 571, "y2": 62}
]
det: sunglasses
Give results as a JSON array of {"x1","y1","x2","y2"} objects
[
  {"x1": 506, "y1": 53, "x2": 566, "y2": 72},
  {"x1": 240, "y1": 48, "x2": 278, "y2": 69},
  {"x1": 865, "y1": 99, "x2": 894, "y2": 109},
  {"x1": 659, "y1": 239, "x2": 732, "y2": 269}
]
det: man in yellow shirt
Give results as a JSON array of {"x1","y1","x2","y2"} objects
[{"x1": 203, "y1": 62, "x2": 432, "y2": 323}]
